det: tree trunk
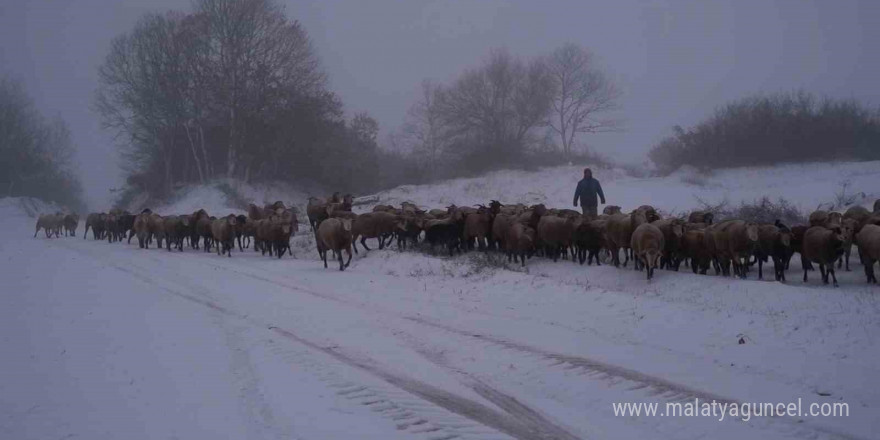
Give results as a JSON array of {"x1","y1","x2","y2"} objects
[
  {"x1": 184, "y1": 123, "x2": 205, "y2": 183},
  {"x1": 227, "y1": 108, "x2": 237, "y2": 178},
  {"x1": 198, "y1": 124, "x2": 211, "y2": 180}
]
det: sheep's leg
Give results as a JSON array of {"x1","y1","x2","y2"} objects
[
  {"x1": 819, "y1": 264, "x2": 828, "y2": 284},
  {"x1": 321, "y1": 248, "x2": 328, "y2": 268},
  {"x1": 845, "y1": 248, "x2": 851, "y2": 271},
  {"x1": 361, "y1": 236, "x2": 371, "y2": 251},
  {"x1": 344, "y1": 246, "x2": 352, "y2": 268},
  {"x1": 829, "y1": 266, "x2": 838, "y2": 287}
]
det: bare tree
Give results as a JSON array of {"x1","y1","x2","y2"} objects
[
  {"x1": 402, "y1": 80, "x2": 445, "y2": 169},
  {"x1": 547, "y1": 43, "x2": 620, "y2": 159},
  {"x1": 96, "y1": 0, "x2": 332, "y2": 196},
  {"x1": 197, "y1": 0, "x2": 326, "y2": 179},
  {"x1": 436, "y1": 49, "x2": 554, "y2": 168}
]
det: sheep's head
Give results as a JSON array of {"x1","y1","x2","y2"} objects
[
  {"x1": 829, "y1": 226, "x2": 845, "y2": 244},
  {"x1": 779, "y1": 229, "x2": 791, "y2": 247},
  {"x1": 841, "y1": 219, "x2": 857, "y2": 241},
  {"x1": 671, "y1": 222, "x2": 684, "y2": 238},
  {"x1": 227, "y1": 214, "x2": 237, "y2": 225},
  {"x1": 181, "y1": 216, "x2": 191, "y2": 227},
  {"x1": 489, "y1": 200, "x2": 502, "y2": 214},
  {"x1": 341, "y1": 219, "x2": 353, "y2": 232},
  {"x1": 603, "y1": 205, "x2": 622, "y2": 215},
  {"x1": 703, "y1": 212, "x2": 714, "y2": 224},
  {"x1": 746, "y1": 223, "x2": 759, "y2": 242}
]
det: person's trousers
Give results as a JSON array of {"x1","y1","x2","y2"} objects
[{"x1": 581, "y1": 204, "x2": 597, "y2": 218}]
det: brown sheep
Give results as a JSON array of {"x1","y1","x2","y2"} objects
[
  {"x1": 633, "y1": 205, "x2": 661, "y2": 225},
  {"x1": 631, "y1": 223, "x2": 664, "y2": 280},
  {"x1": 702, "y1": 223, "x2": 721, "y2": 274},
  {"x1": 395, "y1": 214, "x2": 424, "y2": 250},
  {"x1": 307, "y1": 197, "x2": 329, "y2": 231},
  {"x1": 573, "y1": 218, "x2": 606, "y2": 265},
  {"x1": 681, "y1": 229, "x2": 710, "y2": 274},
  {"x1": 536, "y1": 215, "x2": 578, "y2": 262},
  {"x1": 491, "y1": 213, "x2": 513, "y2": 251},
  {"x1": 247, "y1": 203, "x2": 263, "y2": 221},
  {"x1": 194, "y1": 214, "x2": 213, "y2": 252},
  {"x1": 317, "y1": 217, "x2": 354, "y2": 271},
  {"x1": 351, "y1": 212, "x2": 407, "y2": 253},
  {"x1": 163, "y1": 215, "x2": 191, "y2": 252},
  {"x1": 809, "y1": 210, "x2": 842, "y2": 228},
  {"x1": 843, "y1": 205, "x2": 871, "y2": 231},
  {"x1": 63, "y1": 213, "x2": 79, "y2": 237},
  {"x1": 706, "y1": 220, "x2": 736, "y2": 276},
  {"x1": 34, "y1": 213, "x2": 61, "y2": 238},
  {"x1": 801, "y1": 226, "x2": 845, "y2": 286},
  {"x1": 147, "y1": 213, "x2": 165, "y2": 249},
  {"x1": 837, "y1": 218, "x2": 858, "y2": 271},
  {"x1": 754, "y1": 223, "x2": 792, "y2": 281},
  {"x1": 83, "y1": 212, "x2": 107, "y2": 240},
  {"x1": 875, "y1": 199, "x2": 880, "y2": 213},
  {"x1": 856, "y1": 224, "x2": 880, "y2": 283},
  {"x1": 188, "y1": 209, "x2": 209, "y2": 250},
  {"x1": 253, "y1": 216, "x2": 292, "y2": 258},
  {"x1": 603, "y1": 205, "x2": 622, "y2": 215},
  {"x1": 372, "y1": 204, "x2": 397, "y2": 213},
  {"x1": 505, "y1": 222, "x2": 536, "y2": 267},
  {"x1": 211, "y1": 214, "x2": 237, "y2": 257},
  {"x1": 104, "y1": 212, "x2": 120, "y2": 243},
  {"x1": 133, "y1": 212, "x2": 151, "y2": 249},
  {"x1": 688, "y1": 211, "x2": 714, "y2": 224},
  {"x1": 651, "y1": 218, "x2": 685, "y2": 270},
  {"x1": 462, "y1": 205, "x2": 493, "y2": 250},
  {"x1": 606, "y1": 213, "x2": 633, "y2": 267},
  {"x1": 713, "y1": 220, "x2": 758, "y2": 278},
  {"x1": 514, "y1": 204, "x2": 547, "y2": 230}
]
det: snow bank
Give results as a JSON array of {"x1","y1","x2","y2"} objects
[
  {"x1": 126, "y1": 180, "x2": 312, "y2": 216},
  {"x1": 0, "y1": 196, "x2": 66, "y2": 220},
  {"x1": 363, "y1": 161, "x2": 880, "y2": 214}
]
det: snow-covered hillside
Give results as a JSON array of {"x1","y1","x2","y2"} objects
[
  {"x1": 364, "y1": 161, "x2": 880, "y2": 214},
  {"x1": 3, "y1": 161, "x2": 880, "y2": 440}
]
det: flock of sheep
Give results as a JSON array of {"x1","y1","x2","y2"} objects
[{"x1": 33, "y1": 193, "x2": 880, "y2": 285}]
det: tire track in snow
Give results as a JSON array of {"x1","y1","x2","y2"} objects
[
  {"x1": 49, "y1": 239, "x2": 578, "y2": 440},
  {"x1": 179, "y1": 256, "x2": 866, "y2": 440}
]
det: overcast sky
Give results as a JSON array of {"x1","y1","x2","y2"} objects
[{"x1": 2, "y1": 0, "x2": 879, "y2": 208}]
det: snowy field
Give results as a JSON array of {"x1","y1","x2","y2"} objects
[{"x1": 2, "y1": 161, "x2": 880, "y2": 440}]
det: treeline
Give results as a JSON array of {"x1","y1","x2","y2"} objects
[
  {"x1": 96, "y1": 0, "x2": 620, "y2": 199},
  {"x1": 0, "y1": 76, "x2": 84, "y2": 211},
  {"x1": 96, "y1": 0, "x2": 392, "y2": 198},
  {"x1": 395, "y1": 44, "x2": 619, "y2": 180},
  {"x1": 649, "y1": 91, "x2": 880, "y2": 175}
]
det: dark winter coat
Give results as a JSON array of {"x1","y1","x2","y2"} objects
[{"x1": 573, "y1": 177, "x2": 606, "y2": 207}]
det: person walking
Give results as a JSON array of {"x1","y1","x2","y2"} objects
[{"x1": 573, "y1": 168, "x2": 605, "y2": 218}]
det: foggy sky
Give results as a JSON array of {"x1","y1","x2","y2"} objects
[{"x1": 2, "y1": 0, "x2": 879, "y2": 209}]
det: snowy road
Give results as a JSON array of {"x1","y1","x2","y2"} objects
[{"x1": 3, "y1": 216, "x2": 879, "y2": 439}]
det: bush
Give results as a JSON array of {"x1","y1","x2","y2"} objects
[
  {"x1": 649, "y1": 91, "x2": 880, "y2": 175},
  {"x1": 695, "y1": 195, "x2": 807, "y2": 226}
]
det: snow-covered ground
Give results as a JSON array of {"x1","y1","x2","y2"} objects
[{"x1": 3, "y1": 161, "x2": 880, "y2": 440}]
